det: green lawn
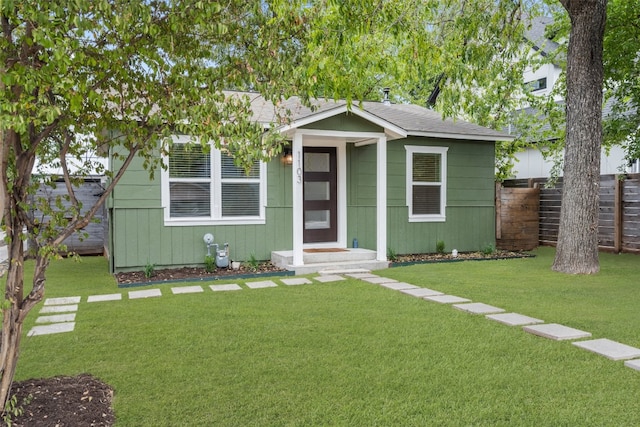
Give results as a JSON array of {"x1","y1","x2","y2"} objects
[{"x1": 15, "y1": 247, "x2": 640, "y2": 426}]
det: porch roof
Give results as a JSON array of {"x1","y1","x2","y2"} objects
[{"x1": 227, "y1": 91, "x2": 514, "y2": 142}]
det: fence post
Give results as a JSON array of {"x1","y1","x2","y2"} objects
[{"x1": 614, "y1": 176, "x2": 623, "y2": 253}]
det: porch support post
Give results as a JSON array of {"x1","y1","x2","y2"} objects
[
  {"x1": 292, "y1": 132, "x2": 304, "y2": 266},
  {"x1": 376, "y1": 135, "x2": 387, "y2": 261}
]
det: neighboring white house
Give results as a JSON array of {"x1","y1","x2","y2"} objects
[{"x1": 510, "y1": 16, "x2": 636, "y2": 179}]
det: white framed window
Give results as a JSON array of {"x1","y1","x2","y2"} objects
[
  {"x1": 161, "y1": 135, "x2": 266, "y2": 226},
  {"x1": 405, "y1": 145, "x2": 448, "y2": 222}
]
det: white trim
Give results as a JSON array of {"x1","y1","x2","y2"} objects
[
  {"x1": 405, "y1": 145, "x2": 448, "y2": 222},
  {"x1": 292, "y1": 133, "x2": 304, "y2": 266},
  {"x1": 376, "y1": 136, "x2": 387, "y2": 261},
  {"x1": 278, "y1": 106, "x2": 407, "y2": 140},
  {"x1": 408, "y1": 131, "x2": 514, "y2": 142}
]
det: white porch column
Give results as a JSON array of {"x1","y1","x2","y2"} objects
[
  {"x1": 292, "y1": 132, "x2": 304, "y2": 266},
  {"x1": 376, "y1": 135, "x2": 387, "y2": 261}
]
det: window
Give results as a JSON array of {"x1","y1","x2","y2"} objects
[
  {"x1": 162, "y1": 136, "x2": 266, "y2": 225},
  {"x1": 526, "y1": 77, "x2": 547, "y2": 92},
  {"x1": 405, "y1": 145, "x2": 448, "y2": 222}
]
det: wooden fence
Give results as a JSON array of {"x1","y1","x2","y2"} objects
[{"x1": 501, "y1": 174, "x2": 640, "y2": 253}]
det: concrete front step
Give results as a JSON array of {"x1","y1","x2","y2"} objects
[
  {"x1": 272, "y1": 248, "x2": 378, "y2": 267},
  {"x1": 291, "y1": 260, "x2": 389, "y2": 275}
]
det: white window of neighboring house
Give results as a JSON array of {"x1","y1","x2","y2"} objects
[
  {"x1": 527, "y1": 77, "x2": 547, "y2": 91},
  {"x1": 405, "y1": 145, "x2": 448, "y2": 222},
  {"x1": 162, "y1": 135, "x2": 266, "y2": 225}
]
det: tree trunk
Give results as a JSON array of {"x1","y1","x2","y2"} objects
[{"x1": 552, "y1": 0, "x2": 607, "y2": 274}]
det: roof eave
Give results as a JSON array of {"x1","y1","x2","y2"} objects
[{"x1": 408, "y1": 131, "x2": 515, "y2": 142}]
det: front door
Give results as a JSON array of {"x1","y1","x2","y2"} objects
[{"x1": 303, "y1": 147, "x2": 338, "y2": 243}]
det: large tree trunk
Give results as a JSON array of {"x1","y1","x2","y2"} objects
[{"x1": 552, "y1": 0, "x2": 607, "y2": 274}]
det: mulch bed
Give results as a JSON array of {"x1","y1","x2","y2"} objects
[
  {"x1": 391, "y1": 250, "x2": 530, "y2": 264},
  {"x1": 115, "y1": 262, "x2": 286, "y2": 285},
  {"x1": 9, "y1": 374, "x2": 114, "y2": 426}
]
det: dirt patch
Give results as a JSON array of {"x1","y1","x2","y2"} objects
[
  {"x1": 9, "y1": 374, "x2": 114, "y2": 426},
  {"x1": 115, "y1": 262, "x2": 286, "y2": 286}
]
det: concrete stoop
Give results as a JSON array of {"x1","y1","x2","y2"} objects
[{"x1": 271, "y1": 248, "x2": 389, "y2": 275}]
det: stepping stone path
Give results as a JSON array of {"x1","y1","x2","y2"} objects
[
  {"x1": 26, "y1": 270, "x2": 640, "y2": 375},
  {"x1": 28, "y1": 296, "x2": 80, "y2": 337},
  {"x1": 360, "y1": 272, "x2": 640, "y2": 374}
]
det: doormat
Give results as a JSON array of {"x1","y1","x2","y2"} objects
[{"x1": 304, "y1": 248, "x2": 348, "y2": 253}]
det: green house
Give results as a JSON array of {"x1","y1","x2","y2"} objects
[{"x1": 107, "y1": 92, "x2": 512, "y2": 274}]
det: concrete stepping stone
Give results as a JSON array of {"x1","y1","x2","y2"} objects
[
  {"x1": 36, "y1": 313, "x2": 76, "y2": 324},
  {"x1": 40, "y1": 304, "x2": 78, "y2": 314},
  {"x1": 572, "y1": 338, "x2": 640, "y2": 361},
  {"x1": 454, "y1": 302, "x2": 505, "y2": 314},
  {"x1": 424, "y1": 295, "x2": 471, "y2": 304},
  {"x1": 362, "y1": 276, "x2": 397, "y2": 284},
  {"x1": 281, "y1": 278, "x2": 313, "y2": 286},
  {"x1": 28, "y1": 322, "x2": 75, "y2": 336},
  {"x1": 486, "y1": 312, "x2": 544, "y2": 326},
  {"x1": 345, "y1": 273, "x2": 378, "y2": 279},
  {"x1": 379, "y1": 282, "x2": 418, "y2": 290},
  {"x1": 88, "y1": 294, "x2": 122, "y2": 303},
  {"x1": 171, "y1": 285, "x2": 204, "y2": 294},
  {"x1": 523, "y1": 323, "x2": 591, "y2": 341},
  {"x1": 400, "y1": 288, "x2": 443, "y2": 297},
  {"x1": 129, "y1": 289, "x2": 162, "y2": 299},
  {"x1": 44, "y1": 296, "x2": 81, "y2": 305},
  {"x1": 245, "y1": 280, "x2": 278, "y2": 289},
  {"x1": 209, "y1": 284, "x2": 242, "y2": 291},
  {"x1": 624, "y1": 359, "x2": 640, "y2": 371},
  {"x1": 313, "y1": 275, "x2": 345, "y2": 283}
]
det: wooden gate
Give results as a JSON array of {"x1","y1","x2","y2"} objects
[{"x1": 495, "y1": 183, "x2": 540, "y2": 251}]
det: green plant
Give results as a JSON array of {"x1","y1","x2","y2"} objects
[
  {"x1": 204, "y1": 255, "x2": 216, "y2": 273},
  {"x1": 481, "y1": 243, "x2": 496, "y2": 255},
  {"x1": 3, "y1": 393, "x2": 32, "y2": 427},
  {"x1": 246, "y1": 253, "x2": 260, "y2": 272},
  {"x1": 144, "y1": 261, "x2": 155, "y2": 279},
  {"x1": 436, "y1": 240, "x2": 446, "y2": 254},
  {"x1": 387, "y1": 247, "x2": 398, "y2": 262}
]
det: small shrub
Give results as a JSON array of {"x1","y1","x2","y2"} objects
[
  {"x1": 144, "y1": 261, "x2": 155, "y2": 279},
  {"x1": 3, "y1": 393, "x2": 32, "y2": 427},
  {"x1": 482, "y1": 243, "x2": 496, "y2": 255},
  {"x1": 387, "y1": 248, "x2": 398, "y2": 262},
  {"x1": 204, "y1": 255, "x2": 216, "y2": 273},
  {"x1": 436, "y1": 240, "x2": 446, "y2": 254},
  {"x1": 246, "y1": 253, "x2": 260, "y2": 272}
]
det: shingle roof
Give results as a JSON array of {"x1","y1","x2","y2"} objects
[
  {"x1": 230, "y1": 91, "x2": 512, "y2": 142},
  {"x1": 524, "y1": 16, "x2": 560, "y2": 57}
]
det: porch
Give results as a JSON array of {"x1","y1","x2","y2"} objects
[{"x1": 271, "y1": 248, "x2": 389, "y2": 275}]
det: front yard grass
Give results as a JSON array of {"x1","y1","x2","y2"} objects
[{"x1": 14, "y1": 247, "x2": 640, "y2": 426}]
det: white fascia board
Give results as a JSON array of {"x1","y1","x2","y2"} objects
[
  {"x1": 277, "y1": 105, "x2": 407, "y2": 140},
  {"x1": 408, "y1": 131, "x2": 515, "y2": 142}
]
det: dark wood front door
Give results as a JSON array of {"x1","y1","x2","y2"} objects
[{"x1": 303, "y1": 147, "x2": 337, "y2": 243}]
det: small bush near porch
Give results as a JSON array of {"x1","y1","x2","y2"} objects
[{"x1": 14, "y1": 247, "x2": 640, "y2": 425}]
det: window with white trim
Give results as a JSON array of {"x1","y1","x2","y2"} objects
[
  {"x1": 162, "y1": 136, "x2": 266, "y2": 225},
  {"x1": 405, "y1": 145, "x2": 448, "y2": 222}
]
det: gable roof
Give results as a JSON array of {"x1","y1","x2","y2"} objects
[
  {"x1": 524, "y1": 16, "x2": 560, "y2": 58},
  {"x1": 231, "y1": 91, "x2": 513, "y2": 142}
]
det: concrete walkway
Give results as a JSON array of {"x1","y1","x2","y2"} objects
[{"x1": 23, "y1": 268, "x2": 640, "y2": 373}]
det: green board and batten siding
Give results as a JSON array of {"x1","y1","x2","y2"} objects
[
  {"x1": 109, "y1": 154, "x2": 294, "y2": 272},
  {"x1": 347, "y1": 137, "x2": 495, "y2": 255},
  {"x1": 109, "y1": 119, "x2": 495, "y2": 272}
]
